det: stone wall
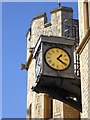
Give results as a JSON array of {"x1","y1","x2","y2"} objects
[{"x1": 78, "y1": 0, "x2": 90, "y2": 118}]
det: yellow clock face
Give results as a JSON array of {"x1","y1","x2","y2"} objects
[{"x1": 45, "y1": 47, "x2": 70, "y2": 70}]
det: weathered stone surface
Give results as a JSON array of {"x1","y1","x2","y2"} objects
[
  {"x1": 78, "y1": 0, "x2": 90, "y2": 118},
  {"x1": 53, "y1": 100, "x2": 63, "y2": 118}
]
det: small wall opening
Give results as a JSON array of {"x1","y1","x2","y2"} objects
[
  {"x1": 44, "y1": 94, "x2": 53, "y2": 119},
  {"x1": 29, "y1": 104, "x2": 32, "y2": 119}
]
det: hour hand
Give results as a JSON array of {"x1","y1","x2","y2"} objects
[
  {"x1": 57, "y1": 55, "x2": 67, "y2": 66},
  {"x1": 57, "y1": 54, "x2": 62, "y2": 59}
]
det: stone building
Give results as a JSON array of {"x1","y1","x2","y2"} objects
[
  {"x1": 77, "y1": 0, "x2": 90, "y2": 118},
  {"x1": 25, "y1": 6, "x2": 80, "y2": 119}
]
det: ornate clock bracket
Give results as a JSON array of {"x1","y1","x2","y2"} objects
[
  {"x1": 21, "y1": 47, "x2": 34, "y2": 70},
  {"x1": 32, "y1": 75, "x2": 82, "y2": 112}
]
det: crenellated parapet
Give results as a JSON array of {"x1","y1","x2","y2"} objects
[{"x1": 27, "y1": 6, "x2": 73, "y2": 48}]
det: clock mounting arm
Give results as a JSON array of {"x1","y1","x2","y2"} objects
[{"x1": 21, "y1": 47, "x2": 35, "y2": 70}]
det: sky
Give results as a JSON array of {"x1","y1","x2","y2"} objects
[{"x1": 1, "y1": 2, "x2": 78, "y2": 118}]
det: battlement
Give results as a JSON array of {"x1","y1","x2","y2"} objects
[
  {"x1": 29, "y1": 6, "x2": 73, "y2": 31},
  {"x1": 31, "y1": 12, "x2": 47, "y2": 26},
  {"x1": 26, "y1": 6, "x2": 73, "y2": 47},
  {"x1": 30, "y1": 6, "x2": 73, "y2": 25},
  {"x1": 26, "y1": 6, "x2": 77, "y2": 50}
]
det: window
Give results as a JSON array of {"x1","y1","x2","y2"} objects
[
  {"x1": 50, "y1": 99, "x2": 53, "y2": 118},
  {"x1": 83, "y1": 1, "x2": 89, "y2": 32},
  {"x1": 88, "y1": 1, "x2": 90, "y2": 26},
  {"x1": 44, "y1": 94, "x2": 53, "y2": 118}
]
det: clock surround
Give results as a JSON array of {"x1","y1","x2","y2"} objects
[{"x1": 32, "y1": 35, "x2": 81, "y2": 112}]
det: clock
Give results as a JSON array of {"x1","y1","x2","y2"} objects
[
  {"x1": 32, "y1": 35, "x2": 81, "y2": 111},
  {"x1": 45, "y1": 47, "x2": 70, "y2": 71}
]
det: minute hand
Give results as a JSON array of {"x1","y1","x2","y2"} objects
[{"x1": 57, "y1": 58, "x2": 67, "y2": 66}]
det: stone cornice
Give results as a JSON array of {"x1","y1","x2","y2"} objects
[
  {"x1": 50, "y1": 6, "x2": 73, "y2": 14},
  {"x1": 76, "y1": 27, "x2": 90, "y2": 54}
]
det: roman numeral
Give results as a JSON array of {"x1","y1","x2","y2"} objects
[
  {"x1": 52, "y1": 63, "x2": 55, "y2": 67},
  {"x1": 56, "y1": 50, "x2": 59, "y2": 52},
  {"x1": 48, "y1": 60, "x2": 52, "y2": 63},
  {"x1": 48, "y1": 52, "x2": 52, "y2": 55},
  {"x1": 57, "y1": 65, "x2": 59, "y2": 68},
  {"x1": 52, "y1": 50, "x2": 54, "y2": 53},
  {"x1": 47, "y1": 56, "x2": 50, "y2": 59},
  {"x1": 65, "y1": 58, "x2": 68, "y2": 61}
]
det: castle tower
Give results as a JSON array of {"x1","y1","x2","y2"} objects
[
  {"x1": 77, "y1": 0, "x2": 90, "y2": 118},
  {"x1": 26, "y1": 6, "x2": 80, "y2": 119}
]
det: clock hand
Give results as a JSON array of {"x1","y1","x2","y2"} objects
[
  {"x1": 57, "y1": 54, "x2": 67, "y2": 66},
  {"x1": 57, "y1": 57, "x2": 67, "y2": 66},
  {"x1": 57, "y1": 54, "x2": 62, "y2": 59}
]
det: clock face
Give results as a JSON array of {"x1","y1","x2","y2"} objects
[{"x1": 45, "y1": 47, "x2": 70, "y2": 70}]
